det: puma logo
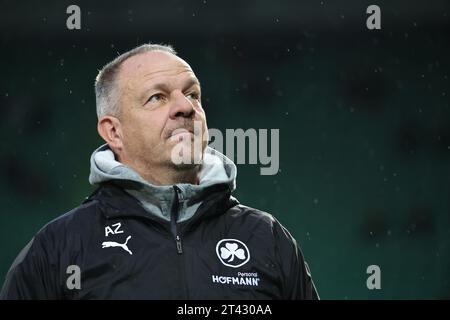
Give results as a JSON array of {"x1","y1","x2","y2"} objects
[{"x1": 101, "y1": 235, "x2": 133, "y2": 255}]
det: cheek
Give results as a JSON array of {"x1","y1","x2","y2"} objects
[
  {"x1": 195, "y1": 110, "x2": 209, "y2": 145},
  {"x1": 123, "y1": 113, "x2": 164, "y2": 146},
  {"x1": 195, "y1": 106, "x2": 207, "y2": 125}
]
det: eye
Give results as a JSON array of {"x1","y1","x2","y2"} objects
[
  {"x1": 146, "y1": 93, "x2": 165, "y2": 104},
  {"x1": 186, "y1": 92, "x2": 200, "y2": 100}
]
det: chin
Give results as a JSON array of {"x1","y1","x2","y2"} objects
[
  {"x1": 169, "y1": 141, "x2": 205, "y2": 167},
  {"x1": 172, "y1": 162, "x2": 200, "y2": 171}
]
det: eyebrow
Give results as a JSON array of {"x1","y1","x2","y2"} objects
[
  {"x1": 140, "y1": 77, "x2": 201, "y2": 104},
  {"x1": 149, "y1": 78, "x2": 200, "y2": 93},
  {"x1": 183, "y1": 77, "x2": 201, "y2": 90}
]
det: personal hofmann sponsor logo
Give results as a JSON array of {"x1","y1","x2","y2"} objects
[{"x1": 212, "y1": 272, "x2": 260, "y2": 286}]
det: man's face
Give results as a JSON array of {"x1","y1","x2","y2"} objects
[{"x1": 115, "y1": 50, "x2": 208, "y2": 171}]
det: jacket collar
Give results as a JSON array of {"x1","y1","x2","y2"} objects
[
  {"x1": 88, "y1": 182, "x2": 239, "y2": 226},
  {"x1": 88, "y1": 145, "x2": 237, "y2": 223}
]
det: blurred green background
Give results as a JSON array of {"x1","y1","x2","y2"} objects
[{"x1": 1, "y1": 0, "x2": 449, "y2": 299}]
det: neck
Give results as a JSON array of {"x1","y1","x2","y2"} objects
[{"x1": 141, "y1": 166, "x2": 200, "y2": 186}]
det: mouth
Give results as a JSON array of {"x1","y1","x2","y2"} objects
[
  {"x1": 168, "y1": 128, "x2": 195, "y2": 142},
  {"x1": 171, "y1": 128, "x2": 194, "y2": 136}
]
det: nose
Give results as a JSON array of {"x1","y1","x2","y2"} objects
[{"x1": 169, "y1": 91, "x2": 195, "y2": 120}]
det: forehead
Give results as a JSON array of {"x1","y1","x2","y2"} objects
[{"x1": 118, "y1": 50, "x2": 197, "y2": 88}]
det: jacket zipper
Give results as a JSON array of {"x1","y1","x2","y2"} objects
[
  {"x1": 171, "y1": 186, "x2": 183, "y2": 254},
  {"x1": 172, "y1": 186, "x2": 189, "y2": 298},
  {"x1": 175, "y1": 235, "x2": 182, "y2": 254}
]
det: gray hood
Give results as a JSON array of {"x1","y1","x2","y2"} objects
[{"x1": 89, "y1": 144, "x2": 237, "y2": 222}]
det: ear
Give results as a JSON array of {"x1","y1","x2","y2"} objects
[{"x1": 97, "y1": 116, "x2": 124, "y2": 153}]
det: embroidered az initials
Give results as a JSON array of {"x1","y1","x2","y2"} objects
[{"x1": 105, "y1": 222, "x2": 124, "y2": 237}]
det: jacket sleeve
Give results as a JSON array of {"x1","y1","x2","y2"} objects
[
  {"x1": 273, "y1": 220, "x2": 319, "y2": 300},
  {"x1": 0, "y1": 234, "x2": 60, "y2": 300}
]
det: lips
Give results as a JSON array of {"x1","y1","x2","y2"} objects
[
  {"x1": 170, "y1": 128, "x2": 194, "y2": 137},
  {"x1": 168, "y1": 127, "x2": 195, "y2": 142}
]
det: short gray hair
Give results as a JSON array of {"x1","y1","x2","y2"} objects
[{"x1": 95, "y1": 43, "x2": 177, "y2": 119}]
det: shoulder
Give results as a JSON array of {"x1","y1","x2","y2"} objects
[
  {"x1": 225, "y1": 203, "x2": 295, "y2": 241},
  {"x1": 39, "y1": 196, "x2": 101, "y2": 239},
  {"x1": 29, "y1": 189, "x2": 105, "y2": 256},
  {"x1": 0, "y1": 195, "x2": 103, "y2": 299},
  {"x1": 227, "y1": 203, "x2": 276, "y2": 221}
]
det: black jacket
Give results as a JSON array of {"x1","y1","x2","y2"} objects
[{"x1": 0, "y1": 182, "x2": 319, "y2": 299}]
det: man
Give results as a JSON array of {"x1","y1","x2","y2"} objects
[{"x1": 0, "y1": 44, "x2": 319, "y2": 299}]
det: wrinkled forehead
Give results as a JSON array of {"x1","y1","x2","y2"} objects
[{"x1": 118, "y1": 50, "x2": 197, "y2": 88}]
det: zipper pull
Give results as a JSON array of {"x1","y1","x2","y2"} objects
[
  {"x1": 176, "y1": 235, "x2": 183, "y2": 254},
  {"x1": 175, "y1": 186, "x2": 184, "y2": 202}
]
